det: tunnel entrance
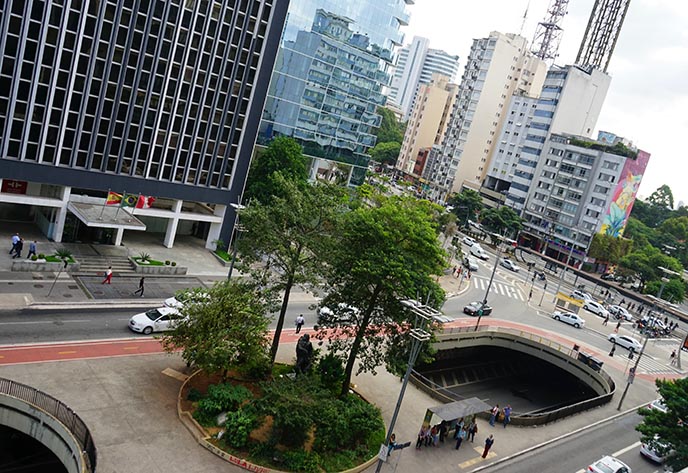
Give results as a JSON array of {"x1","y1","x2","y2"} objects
[
  {"x1": 416, "y1": 345, "x2": 598, "y2": 415},
  {"x1": 0, "y1": 425, "x2": 68, "y2": 473}
]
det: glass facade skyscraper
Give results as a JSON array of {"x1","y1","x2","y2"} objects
[
  {"x1": 0, "y1": 0, "x2": 289, "y2": 248},
  {"x1": 259, "y1": 0, "x2": 411, "y2": 185}
]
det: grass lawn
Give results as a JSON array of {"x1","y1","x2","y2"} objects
[{"x1": 214, "y1": 249, "x2": 231, "y2": 261}]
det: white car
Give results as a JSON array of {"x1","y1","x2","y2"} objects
[
  {"x1": 640, "y1": 437, "x2": 671, "y2": 464},
  {"x1": 129, "y1": 307, "x2": 184, "y2": 335},
  {"x1": 608, "y1": 305, "x2": 632, "y2": 321},
  {"x1": 551, "y1": 310, "x2": 585, "y2": 328},
  {"x1": 463, "y1": 257, "x2": 479, "y2": 272},
  {"x1": 500, "y1": 259, "x2": 520, "y2": 272},
  {"x1": 647, "y1": 398, "x2": 668, "y2": 413},
  {"x1": 570, "y1": 290, "x2": 593, "y2": 302},
  {"x1": 470, "y1": 245, "x2": 489, "y2": 260},
  {"x1": 587, "y1": 455, "x2": 632, "y2": 473},
  {"x1": 317, "y1": 303, "x2": 360, "y2": 324},
  {"x1": 164, "y1": 290, "x2": 210, "y2": 309},
  {"x1": 583, "y1": 300, "x2": 609, "y2": 318},
  {"x1": 608, "y1": 334, "x2": 642, "y2": 352},
  {"x1": 462, "y1": 236, "x2": 476, "y2": 246}
]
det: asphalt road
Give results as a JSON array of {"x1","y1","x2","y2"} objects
[{"x1": 483, "y1": 412, "x2": 662, "y2": 473}]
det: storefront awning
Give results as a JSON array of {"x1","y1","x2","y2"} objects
[{"x1": 68, "y1": 202, "x2": 146, "y2": 230}]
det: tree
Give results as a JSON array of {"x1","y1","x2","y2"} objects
[
  {"x1": 659, "y1": 216, "x2": 688, "y2": 242},
  {"x1": 588, "y1": 234, "x2": 632, "y2": 265},
  {"x1": 237, "y1": 176, "x2": 346, "y2": 363},
  {"x1": 245, "y1": 136, "x2": 309, "y2": 204},
  {"x1": 316, "y1": 196, "x2": 446, "y2": 397},
  {"x1": 630, "y1": 198, "x2": 672, "y2": 228},
  {"x1": 647, "y1": 184, "x2": 675, "y2": 210},
  {"x1": 160, "y1": 281, "x2": 272, "y2": 378},
  {"x1": 447, "y1": 189, "x2": 483, "y2": 227},
  {"x1": 637, "y1": 378, "x2": 688, "y2": 471},
  {"x1": 644, "y1": 278, "x2": 686, "y2": 304},
  {"x1": 374, "y1": 107, "x2": 405, "y2": 144},
  {"x1": 619, "y1": 244, "x2": 683, "y2": 289},
  {"x1": 479, "y1": 206, "x2": 523, "y2": 239},
  {"x1": 369, "y1": 141, "x2": 401, "y2": 166}
]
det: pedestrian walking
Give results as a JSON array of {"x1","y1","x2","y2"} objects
[
  {"x1": 502, "y1": 405, "x2": 512, "y2": 428},
  {"x1": 482, "y1": 435, "x2": 495, "y2": 458},
  {"x1": 386, "y1": 433, "x2": 397, "y2": 459},
  {"x1": 133, "y1": 277, "x2": 145, "y2": 297},
  {"x1": 489, "y1": 404, "x2": 499, "y2": 426},
  {"x1": 102, "y1": 266, "x2": 113, "y2": 284},
  {"x1": 452, "y1": 266, "x2": 458, "y2": 277},
  {"x1": 9, "y1": 233, "x2": 19, "y2": 254},
  {"x1": 26, "y1": 240, "x2": 37, "y2": 259},
  {"x1": 467, "y1": 270, "x2": 472, "y2": 280},
  {"x1": 609, "y1": 344, "x2": 616, "y2": 357},
  {"x1": 454, "y1": 426, "x2": 467, "y2": 450},
  {"x1": 670, "y1": 350, "x2": 677, "y2": 366},
  {"x1": 603, "y1": 313, "x2": 609, "y2": 326},
  {"x1": 12, "y1": 238, "x2": 23, "y2": 258},
  {"x1": 528, "y1": 289, "x2": 533, "y2": 301},
  {"x1": 295, "y1": 314, "x2": 305, "y2": 333},
  {"x1": 614, "y1": 321, "x2": 621, "y2": 333}
]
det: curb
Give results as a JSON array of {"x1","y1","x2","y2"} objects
[
  {"x1": 24, "y1": 299, "x2": 166, "y2": 311},
  {"x1": 469, "y1": 402, "x2": 646, "y2": 472}
]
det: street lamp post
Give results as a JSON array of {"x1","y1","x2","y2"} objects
[
  {"x1": 227, "y1": 202, "x2": 246, "y2": 280},
  {"x1": 553, "y1": 242, "x2": 576, "y2": 302},
  {"x1": 374, "y1": 300, "x2": 435, "y2": 473},
  {"x1": 475, "y1": 233, "x2": 503, "y2": 331}
]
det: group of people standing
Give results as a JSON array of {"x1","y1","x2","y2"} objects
[
  {"x1": 415, "y1": 410, "x2": 501, "y2": 459},
  {"x1": 8, "y1": 233, "x2": 37, "y2": 259},
  {"x1": 488, "y1": 404, "x2": 512, "y2": 428}
]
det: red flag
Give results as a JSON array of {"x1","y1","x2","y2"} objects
[
  {"x1": 106, "y1": 192, "x2": 123, "y2": 205},
  {"x1": 136, "y1": 195, "x2": 156, "y2": 209}
]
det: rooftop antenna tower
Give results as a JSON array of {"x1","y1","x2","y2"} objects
[
  {"x1": 531, "y1": 0, "x2": 570, "y2": 63},
  {"x1": 576, "y1": 0, "x2": 631, "y2": 72},
  {"x1": 519, "y1": 0, "x2": 531, "y2": 36}
]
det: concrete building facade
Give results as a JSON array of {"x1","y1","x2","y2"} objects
[
  {"x1": 395, "y1": 73, "x2": 457, "y2": 177},
  {"x1": 388, "y1": 36, "x2": 460, "y2": 120},
  {"x1": 0, "y1": 0, "x2": 289, "y2": 248},
  {"x1": 427, "y1": 32, "x2": 547, "y2": 201}
]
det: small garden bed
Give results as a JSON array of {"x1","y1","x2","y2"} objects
[
  {"x1": 214, "y1": 249, "x2": 231, "y2": 262},
  {"x1": 180, "y1": 361, "x2": 384, "y2": 473},
  {"x1": 132, "y1": 256, "x2": 166, "y2": 266},
  {"x1": 130, "y1": 253, "x2": 187, "y2": 275}
]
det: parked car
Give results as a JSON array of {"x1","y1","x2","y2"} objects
[
  {"x1": 583, "y1": 300, "x2": 609, "y2": 318},
  {"x1": 587, "y1": 455, "x2": 632, "y2": 473},
  {"x1": 640, "y1": 437, "x2": 671, "y2": 464},
  {"x1": 647, "y1": 398, "x2": 668, "y2": 413},
  {"x1": 608, "y1": 334, "x2": 642, "y2": 352},
  {"x1": 470, "y1": 245, "x2": 489, "y2": 260},
  {"x1": 500, "y1": 259, "x2": 520, "y2": 272},
  {"x1": 129, "y1": 307, "x2": 184, "y2": 335},
  {"x1": 462, "y1": 236, "x2": 476, "y2": 246},
  {"x1": 317, "y1": 303, "x2": 360, "y2": 324},
  {"x1": 164, "y1": 290, "x2": 210, "y2": 309},
  {"x1": 608, "y1": 305, "x2": 632, "y2": 321},
  {"x1": 570, "y1": 290, "x2": 593, "y2": 302},
  {"x1": 463, "y1": 301, "x2": 493, "y2": 316},
  {"x1": 463, "y1": 257, "x2": 479, "y2": 272},
  {"x1": 551, "y1": 310, "x2": 585, "y2": 328}
]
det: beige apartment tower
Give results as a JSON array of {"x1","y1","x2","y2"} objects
[{"x1": 396, "y1": 73, "x2": 458, "y2": 177}]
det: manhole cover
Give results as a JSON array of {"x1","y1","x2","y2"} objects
[
  {"x1": 68, "y1": 285, "x2": 79, "y2": 290},
  {"x1": 33, "y1": 284, "x2": 45, "y2": 288},
  {"x1": 63, "y1": 294, "x2": 73, "y2": 298}
]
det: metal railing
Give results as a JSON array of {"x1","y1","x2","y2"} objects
[{"x1": 0, "y1": 377, "x2": 96, "y2": 471}]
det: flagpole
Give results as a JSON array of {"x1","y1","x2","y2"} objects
[
  {"x1": 98, "y1": 188, "x2": 110, "y2": 220},
  {"x1": 114, "y1": 190, "x2": 125, "y2": 220}
]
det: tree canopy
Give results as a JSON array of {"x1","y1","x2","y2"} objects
[
  {"x1": 647, "y1": 184, "x2": 675, "y2": 209},
  {"x1": 637, "y1": 378, "x2": 688, "y2": 471},
  {"x1": 447, "y1": 189, "x2": 483, "y2": 227},
  {"x1": 374, "y1": 107, "x2": 405, "y2": 144},
  {"x1": 245, "y1": 136, "x2": 309, "y2": 204},
  {"x1": 369, "y1": 141, "x2": 401, "y2": 166},
  {"x1": 316, "y1": 195, "x2": 446, "y2": 397},
  {"x1": 587, "y1": 233, "x2": 632, "y2": 265}
]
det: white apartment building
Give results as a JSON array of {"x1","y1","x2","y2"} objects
[
  {"x1": 389, "y1": 36, "x2": 460, "y2": 120},
  {"x1": 427, "y1": 32, "x2": 547, "y2": 201},
  {"x1": 396, "y1": 74, "x2": 457, "y2": 176}
]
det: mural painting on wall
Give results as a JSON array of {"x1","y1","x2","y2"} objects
[{"x1": 599, "y1": 150, "x2": 651, "y2": 237}]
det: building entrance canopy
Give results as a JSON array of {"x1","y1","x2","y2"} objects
[
  {"x1": 426, "y1": 397, "x2": 492, "y2": 422},
  {"x1": 68, "y1": 202, "x2": 146, "y2": 231}
]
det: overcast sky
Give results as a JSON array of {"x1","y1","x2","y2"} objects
[{"x1": 401, "y1": 0, "x2": 687, "y2": 205}]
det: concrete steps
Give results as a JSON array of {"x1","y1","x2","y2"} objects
[{"x1": 74, "y1": 256, "x2": 136, "y2": 276}]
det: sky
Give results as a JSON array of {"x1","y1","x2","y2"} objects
[{"x1": 400, "y1": 0, "x2": 687, "y2": 205}]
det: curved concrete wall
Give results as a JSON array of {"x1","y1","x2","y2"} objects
[{"x1": 0, "y1": 394, "x2": 87, "y2": 473}]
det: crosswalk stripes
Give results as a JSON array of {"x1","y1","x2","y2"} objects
[
  {"x1": 614, "y1": 350, "x2": 677, "y2": 375},
  {"x1": 471, "y1": 277, "x2": 525, "y2": 301}
]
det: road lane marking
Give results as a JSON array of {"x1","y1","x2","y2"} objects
[
  {"x1": 613, "y1": 440, "x2": 641, "y2": 457},
  {"x1": 57, "y1": 351, "x2": 77, "y2": 355},
  {"x1": 123, "y1": 346, "x2": 139, "y2": 350},
  {"x1": 0, "y1": 320, "x2": 91, "y2": 325}
]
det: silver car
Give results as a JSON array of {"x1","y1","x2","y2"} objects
[
  {"x1": 551, "y1": 310, "x2": 585, "y2": 328},
  {"x1": 587, "y1": 455, "x2": 632, "y2": 473},
  {"x1": 608, "y1": 334, "x2": 642, "y2": 352}
]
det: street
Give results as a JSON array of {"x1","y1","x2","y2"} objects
[{"x1": 484, "y1": 412, "x2": 661, "y2": 473}]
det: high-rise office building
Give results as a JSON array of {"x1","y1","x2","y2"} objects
[
  {"x1": 426, "y1": 32, "x2": 547, "y2": 201},
  {"x1": 388, "y1": 36, "x2": 460, "y2": 120},
  {"x1": 258, "y1": 0, "x2": 411, "y2": 186},
  {"x1": 482, "y1": 65, "x2": 611, "y2": 210},
  {"x1": 0, "y1": 0, "x2": 289, "y2": 248},
  {"x1": 520, "y1": 132, "x2": 649, "y2": 264},
  {"x1": 395, "y1": 73, "x2": 457, "y2": 177}
]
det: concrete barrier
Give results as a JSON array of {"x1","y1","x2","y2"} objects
[{"x1": 11, "y1": 259, "x2": 81, "y2": 272}]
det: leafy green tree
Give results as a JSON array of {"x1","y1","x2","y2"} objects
[
  {"x1": 630, "y1": 199, "x2": 673, "y2": 228},
  {"x1": 637, "y1": 378, "x2": 688, "y2": 471},
  {"x1": 588, "y1": 234, "x2": 632, "y2": 265},
  {"x1": 647, "y1": 184, "x2": 675, "y2": 209},
  {"x1": 479, "y1": 206, "x2": 523, "y2": 239},
  {"x1": 644, "y1": 278, "x2": 686, "y2": 304},
  {"x1": 160, "y1": 281, "x2": 271, "y2": 379},
  {"x1": 623, "y1": 217, "x2": 655, "y2": 246},
  {"x1": 316, "y1": 196, "x2": 446, "y2": 397},
  {"x1": 619, "y1": 244, "x2": 683, "y2": 289},
  {"x1": 369, "y1": 141, "x2": 401, "y2": 166},
  {"x1": 237, "y1": 176, "x2": 346, "y2": 363},
  {"x1": 374, "y1": 107, "x2": 405, "y2": 144},
  {"x1": 447, "y1": 189, "x2": 483, "y2": 227},
  {"x1": 245, "y1": 136, "x2": 309, "y2": 204},
  {"x1": 659, "y1": 216, "x2": 688, "y2": 242}
]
